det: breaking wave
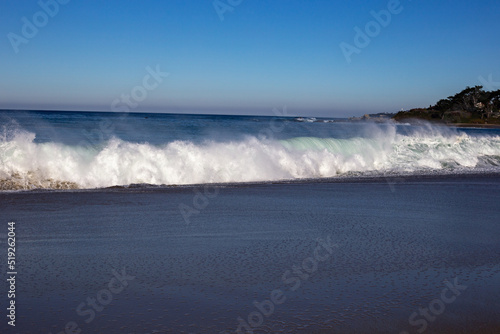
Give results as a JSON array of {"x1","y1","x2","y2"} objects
[{"x1": 1, "y1": 123, "x2": 500, "y2": 190}]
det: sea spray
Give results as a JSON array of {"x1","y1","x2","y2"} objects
[{"x1": 1, "y1": 120, "x2": 500, "y2": 190}]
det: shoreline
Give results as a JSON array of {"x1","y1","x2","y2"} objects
[
  {"x1": 2, "y1": 171, "x2": 500, "y2": 194},
  {"x1": 450, "y1": 123, "x2": 500, "y2": 129},
  {"x1": 391, "y1": 119, "x2": 500, "y2": 128}
]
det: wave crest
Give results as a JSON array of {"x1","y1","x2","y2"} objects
[{"x1": 1, "y1": 124, "x2": 500, "y2": 190}]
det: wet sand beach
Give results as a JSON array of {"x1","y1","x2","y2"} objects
[{"x1": 1, "y1": 174, "x2": 500, "y2": 333}]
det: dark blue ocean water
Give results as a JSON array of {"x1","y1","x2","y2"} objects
[
  {"x1": 1, "y1": 109, "x2": 345, "y2": 145},
  {"x1": 1, "y1": 109, "x2": 500, "y2": 190}
]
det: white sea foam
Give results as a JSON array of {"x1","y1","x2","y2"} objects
[{"x1": 1, "y1": 123, "x2": 500, "y2": 190}]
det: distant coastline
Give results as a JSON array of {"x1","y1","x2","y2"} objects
[
  {"x1": 347, "y1": 85, "x2": 500, "y2": 128},
  {"x1": 391, "y1": 85, "x2": 500, "y2": 127}
]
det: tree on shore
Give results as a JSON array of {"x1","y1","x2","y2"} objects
[
  {"x1": 430, "y1": 86, "x2": 500, "y2": 119},
  {"x1": 394, "y1": 85, "x2": 500, "y2": 123}
]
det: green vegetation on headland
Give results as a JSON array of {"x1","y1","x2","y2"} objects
[{"x1": 393, "y1": 86, "x2": 500, "y2": 125}]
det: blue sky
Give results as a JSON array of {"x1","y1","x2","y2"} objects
[{"x1": 1, "y1": 0, "x2": 499, "y2": 117}]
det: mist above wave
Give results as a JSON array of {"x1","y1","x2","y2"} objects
[{"x1": 1, "y1": 122, "x2": 500, "y2": 190}]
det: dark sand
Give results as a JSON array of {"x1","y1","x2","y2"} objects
[{"x1": 1, "y1": 174, "x2": 500, "y2": 333}]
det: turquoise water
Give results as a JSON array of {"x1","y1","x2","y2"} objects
[{"x1": 1, "y1": 110, "x2": 500, "y2": 189}]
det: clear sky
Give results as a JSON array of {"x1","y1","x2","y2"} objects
[{"x1": 1, "y1": 0, "x2": 499, "y2": 117}]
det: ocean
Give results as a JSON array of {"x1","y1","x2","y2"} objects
[
  {"x1": 1, "y1": 109, "x2": 500, "y2": 190},
  {"x1": 1, "y1": 110, "x2": 500, "y2": 333}
]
